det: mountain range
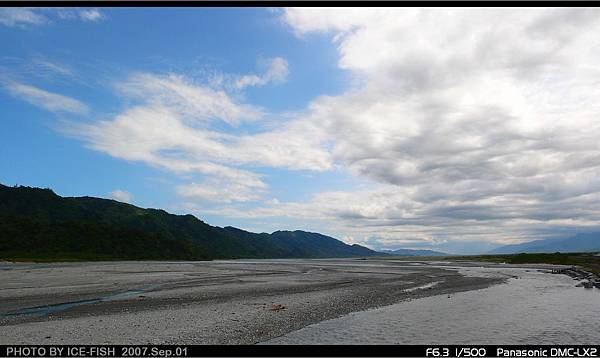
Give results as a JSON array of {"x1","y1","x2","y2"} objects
[
  {"x1": 380, "y1": 248, "x2": 448, "y2": 256},
  {"x1": 3, "y1": 183, "x2": 599, "y2": 261},
  {"x1": 0, "y1": 184, "x2": 377, "y2": 261},
  {"x1": 489, "y1": 233, "x2": 600, "y2": 254}
]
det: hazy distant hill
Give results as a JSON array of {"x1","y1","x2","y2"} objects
[
  {"x1": 489, "y1": 233, "x2": 600, "y2": 254},
  {"x1": 0, "y1": 184, "x2": 377, "y2": 261},
  {"x1": 381, "y1": 248, "x2": 448, "y2": 256}
]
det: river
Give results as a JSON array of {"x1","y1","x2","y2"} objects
[{"x1": 265, "y1": 266, "x2": 600, "y2": 344}]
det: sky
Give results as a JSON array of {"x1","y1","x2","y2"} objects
[{"x1": 3, "y1": 7, "x2": 600, "y2": 254}]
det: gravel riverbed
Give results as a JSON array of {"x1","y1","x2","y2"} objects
[{"x1": 0, "y1": 259, "x2": 552, "y2": 344}]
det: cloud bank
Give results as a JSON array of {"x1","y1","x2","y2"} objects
[
  {"x1": 263, "y1": 8, "x2": 600, "y2": 248},
  {"x1": 46, "y1": 8, "x2": 600, "y2": 251}
]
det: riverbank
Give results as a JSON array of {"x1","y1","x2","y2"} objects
[
  {"x1": 446, "y1": 252, "x2": 600, "y2": 275},
  {"x1": 551, "y1": 267, "x2": 600, "y2": 289},
  {"x1": 0, "y1": 259, "x2": 505, "y2": 344}
]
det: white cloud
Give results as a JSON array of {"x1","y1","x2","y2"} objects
[
  {"x1": 61, "y1": 8, "x2": 600, "y2": 249},
  {"x1": 177, "y1": 180, "x2": 266, "y2": 203},
  {"x1": 5, "y1": 82, "x2": 89, "y2": 114},
  {"x1": 211, "y1": 8, "x2": 600, "y2": 247},
  {"x1": 234, "y1": 57, "x2": 290, "y2": 89},
  {"x1": 0, "y1": 8, "x2": 47, "y2": 27},
  {"x1": 65, "y1": 72, "x2": 330, "y2": 203},
  {"x1": 32, "y1": 60, "x2": 74, "y2": 77},
  {"x1": 109, "y1": 190, "x2": 132, "y2": 203},
  {"x1": 79, "y1": 9, "x2": 104, "y2": 22},
  {"x1": 115, "y1": 73, "x2": 262, "y2": 125},
  {"x1": 0, "y1": 8, "x2": 106, "y2": 27}
]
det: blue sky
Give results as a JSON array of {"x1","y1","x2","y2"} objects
[
  {"x1": 3, "y1": 8, "x2": 600, "y2": 254},
  {"x1": 0, "y1": 7, "x2": 359, "y2": 236},
  {"x1": 1, "y1": 9, "x2": 343, "y2": 195}
]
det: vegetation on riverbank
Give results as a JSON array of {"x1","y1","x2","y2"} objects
[
  {"x1": 368, "y1": 252, "x2": 600, "y2": 275},
  {"x1": 453, "y1": 252, "x2": 600, "y2": 274}
]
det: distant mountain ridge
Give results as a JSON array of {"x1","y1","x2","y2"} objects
[
  {"x1": 380, "y1": 248, "x2": 448, "y2": 256},
  {"x1": 489, "y1": 233, "x2": 600, "y2": 254},
  {"x1": 0, "y1": 184, "x2": 378, "y2": 261}
]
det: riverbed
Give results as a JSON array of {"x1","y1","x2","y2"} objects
[{"x1": 1, "y1": 259, "x2": 594, "y2": 344}]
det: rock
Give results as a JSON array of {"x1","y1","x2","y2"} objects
[{"x1": 270, "y1": 304, "x2": 285, "y2": 312}]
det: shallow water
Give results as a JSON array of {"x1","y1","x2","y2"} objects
[
  {"x1": 0, "y1": 285, "x2": 157, "y2": 317},
  {"x1": 403, "y1": 281, "x2": 441, "y2": 292},
  {"x1": 265, "y1": 268, "x2": 600, "y2": 344}
]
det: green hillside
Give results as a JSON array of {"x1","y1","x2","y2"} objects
[{"x1": 0, "y1": 184, "x2": 377, "y2": 261}]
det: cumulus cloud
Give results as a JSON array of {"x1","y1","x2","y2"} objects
[
  {"x1": 188, "y1": 8, "x2": 600, "y2": 249},
  {"x1": 109, "y1": 189, "x2": 132, "y2": 203},
  {"x1": 234, "y1": 57, "x2": 290, "y2": 89},
  {"x1": 261, "y1": 8, "x2": 600, "y2": 247},
  {"x1": 5, "y1": 82, "x2": 89, "y2": 114}
]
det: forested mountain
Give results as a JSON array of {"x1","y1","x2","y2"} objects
[{"x1": 0, "y1": 184, "x2": 378, "y2": 261}]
